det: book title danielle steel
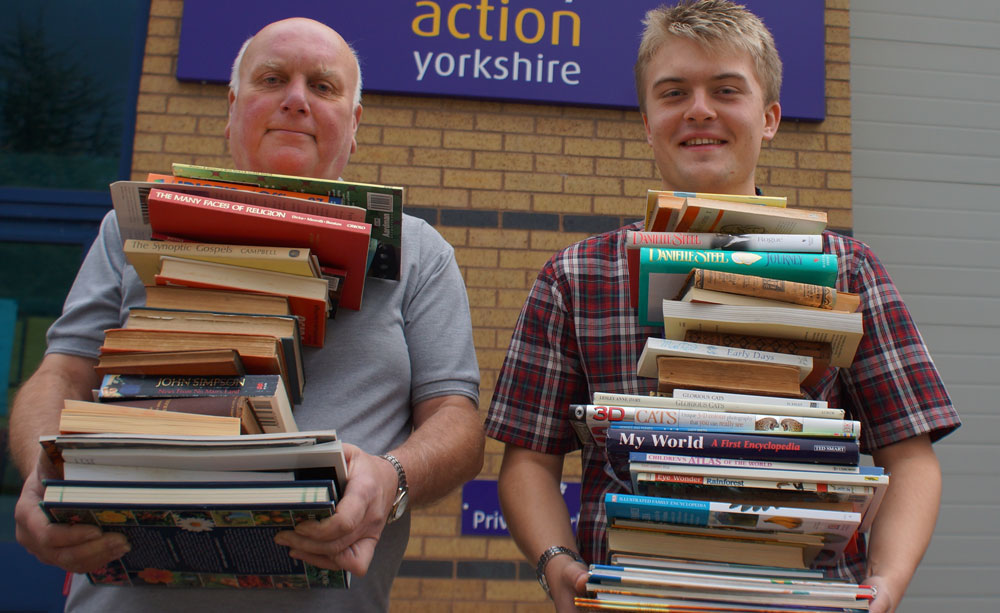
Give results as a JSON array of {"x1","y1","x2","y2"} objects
[{"x1": 411, "y1": 0, "x2": 582, "y2": 86}]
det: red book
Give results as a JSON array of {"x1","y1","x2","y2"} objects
[{"x1": 146, "y1": 188, "x2": 372, "y2": 310}]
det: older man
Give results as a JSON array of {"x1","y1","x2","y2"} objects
[{"x1": 11, "y1": 18, "x2": 484, "y2": 612}]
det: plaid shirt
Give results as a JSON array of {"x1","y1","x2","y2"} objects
[{"x1": 485, "y1": 222, "x2": 960, "y2": 582}]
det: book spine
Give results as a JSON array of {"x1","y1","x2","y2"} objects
[
  {"x1": 689, "y1": 268, "x2": 835, "y2": 309},
  {"x1": 98, "y1": 374, "x2": 282, "y2": 399},
  {"x1": 635, "y1": 472, "x2": 871, "y2": 495},
  {"x1": 124, "y1": 239, "x2": 315, "y2": 283},
  {"x1": 643, "y1": 248, "x2": 838, "y2": 287},
  {"x1": 637, "y1": 247, "x2": 838, "y2": 327},
  {"x1": 604, "y1": 493, "x2": 860, "y2": 533},
  {"x1": 628, "y1": 451, "x2": 862, "y2": 473},
  {"x1": 170, "y1": 163, "x2": 402, "y2": 246},
  {"x1": 681, "y1": 331, "x2": 832, "y2": 358},
  {"x1": 589, "y1": 392, "x2": 844, "y2": 419},
  {"x1": 606, "y1": 426, "x2": 860, "y2": 465},
  {"x1": 669, "y1": 388, "x2": 831, "y2": 410},
  {"x1": 639, "y1": 338, "x2": 812, "y2": 379},
  {"x1": 628, "y1": 232, "x2": 822, "y2": 253},
  {"x1": 574, "y1": 404, "x2": 860, "y2": 443}
]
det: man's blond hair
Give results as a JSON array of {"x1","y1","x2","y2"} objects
[{"x1": 634, "y1": 0, "x2": 782, "y2": 112}]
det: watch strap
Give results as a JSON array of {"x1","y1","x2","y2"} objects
[{"x1": 380, "y1": 453, "x2": 408, "y2": 523}]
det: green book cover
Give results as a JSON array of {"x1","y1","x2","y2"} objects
[{"x1": 638, "y1": 248, "x2": 838, "y2": 327}]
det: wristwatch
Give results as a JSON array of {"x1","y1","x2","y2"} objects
[
  {"x1": 380, "y1": 454, "x2": 408, "y2": 524},
  {"x1": 535, "y1": 545, "x2": 585, "y2": 599}
]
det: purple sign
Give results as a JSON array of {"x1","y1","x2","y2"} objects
[
  {"x1": 461, "y1": 479, "x2": 581, "y2": 536},
  {"x1": 178, "y1": 1, "x2": 824, "y2": 120}
]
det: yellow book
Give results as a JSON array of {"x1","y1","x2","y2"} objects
[{"x1": 124, "y1": 239, "x2": 319, "y2": 284}]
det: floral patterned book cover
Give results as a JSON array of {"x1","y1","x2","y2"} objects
[{"x1": 40, "y1": 479, "x2": 349, "y2": 589}]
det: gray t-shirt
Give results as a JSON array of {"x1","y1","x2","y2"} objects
[{"x1": 47, "y1": 210, "x2": 480, "y2": 612}]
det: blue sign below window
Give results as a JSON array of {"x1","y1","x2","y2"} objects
[
  {"x1": 177, "y1": 0, "x2": 825, "y2": 121},
  {"x1": 461, "y1": 479, "x2": 581, "y2": 536}
]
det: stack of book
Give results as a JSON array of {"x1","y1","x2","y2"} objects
[
  {"x1": 38, "y1": 165, "x2": 405, "y2": 590},
  {"x1": 40, "y1": 428, "x2": 350, "y2": 589},
  {"x1": 572, "y1": 193, "x2": 881, "y2": 611}
]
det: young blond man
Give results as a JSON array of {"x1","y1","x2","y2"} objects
[{"x1": 485, "y1": 2, "x2": 959, "y2": 612}]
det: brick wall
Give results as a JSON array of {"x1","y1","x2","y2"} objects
[{"x1": 136, "y1": 1, "x2": 851, "y2": 609}]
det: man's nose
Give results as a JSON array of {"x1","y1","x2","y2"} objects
[
  {"x1": 281, "y1": 77, "x2": 310, "y2": 115},
  {"x1": 684, "y1": 89, "x2": 717, "y2": 122}
]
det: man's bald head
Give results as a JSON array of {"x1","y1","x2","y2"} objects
[{"x1": 229, "y1": 18, "x2": 362, "y2": 109}]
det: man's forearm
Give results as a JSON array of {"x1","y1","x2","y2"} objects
[
  {"x1": 9, "y1": 353, "x2": 100, "y2": 476},
  {"x1": 867, "y1": 435, "x2": 942, "y2": 600},
  {"x1": 391, "y1": 394, "x2": 484, "y2": 507},
  {"x1": 498, "y1": 444, "x2": 578, "y2": 563}
]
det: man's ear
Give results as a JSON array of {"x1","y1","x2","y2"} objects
[
  {"x1": 224, "y1": 89, "x2": 236, "y2": 140},
  {"x1": 642, "y1": 112, "x2": 654, "y2": 146},
  {"x1": 350, "y1": 104, "x2": 363, "y2": 154},
  {"x1": 762, "y1": 100, "x2": 781, "y2": 141}
]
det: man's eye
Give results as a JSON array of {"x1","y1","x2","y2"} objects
[
  {"x1": 313, "y1": 82, "x2": 334, "y2": 95},
  {"x1": 261, "y1": 76, "x2": 282, "y2": 85}
]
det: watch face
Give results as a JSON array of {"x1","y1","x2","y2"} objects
[{"x1": 393, "y1": 490, "x2": 408, "y2": 519}]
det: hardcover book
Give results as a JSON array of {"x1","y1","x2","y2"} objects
[
  {"x1": 153, "y1": 256, "x2": 329, "y2": 349},
  {"x1": 637, "y1": 337, "x2": 813, "y2": 382},
  {"x1": 624, "y1": 232, "x2": 824, "y2": 308},
  {"x1": 631, "y1": 473, "x2": 875, "y2": 522},
  {"x1": 142, "y1": 286, "x2": 292, "y2": 318},
  {"x1": 45, "y1": 430, "x2": 346, "y2": 489},
  {"x1": 94, "y1": 348, "x2": 247, "y2": 377},
  {"x1": 654, "y1": 356, "x2": 803, "y2": 398},
  {"x1": 41, "y1": 479, "x2": 349, "y2": 589},
  {"x1": 145, "y1": 188, "x2": 369, "y2": 311},
  {"x1": 590, "y1": 391, "x2": 841, "y2": 418},
  {"x1": 661, "y1": 302, "x2": 864, "y2": 368},
  {"x1": 671, "y1": 198, "x2": 827, "y2": 234},
  {"x1": 628, "y1": 451, "x2": 870, "y2": 474},
  {"x1": 669, "y1": 388, "x2": 831, "y2": 410},
  {"x1": 605, "y1": 425, "x2": 860, "y2": 466},
  {"x1": 100, "y1": 395, "x2": 263, "y2": 435},
  {"x1": 97, "y1": 374, "x2": 296, "y2": 434},
  {"x1": 603, "y1": 494, "x2": 861, "y2": 564},
  {"x1": 643, "y1": 190, "x2": 787, "y2": 233},
  {"x1": 628, "y1": 461, "x2": 888, "y2": 532},
  {"x1": 124, "y1": 239, "x2": 319, "y2": 284},
  {"x1": 100, "y1": 328, "x2": 294, "y2": 405},
  {"x1": 570, "y1": 403, "x2": 860, "y2": 448},
  {"x1": 681, "y1": 331, "x2": 835, "y2": 389},
  {"x1": 607, "y1": 526, "x2": 813, "y2": 569},
  {"x1": 60, "y1": 399, "x2": 242, "y2": 437},
  {"x1": 170, "y1": 163, "x2": 402, "y2": 254},
  {"x1": 679, "y1": 268, "x2": 860, "y2": 312},
  {"x1": 636, "y1": 247, "x2": 838, "y2": 326},
  {"x1": 124, "y1": 307, "x2": 304, "y2": 403}
]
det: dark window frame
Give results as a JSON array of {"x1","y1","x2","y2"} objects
[{"x1": 0, "y1": 1, "x2": 150, "y2": 251}]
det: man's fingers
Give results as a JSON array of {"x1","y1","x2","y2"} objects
[
  {"x1": 51, "y1": 534, "x2": 132, "y2": 574},
  {"x1": 287, "y1": 537, "x2": 378, "y2": 576}
]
